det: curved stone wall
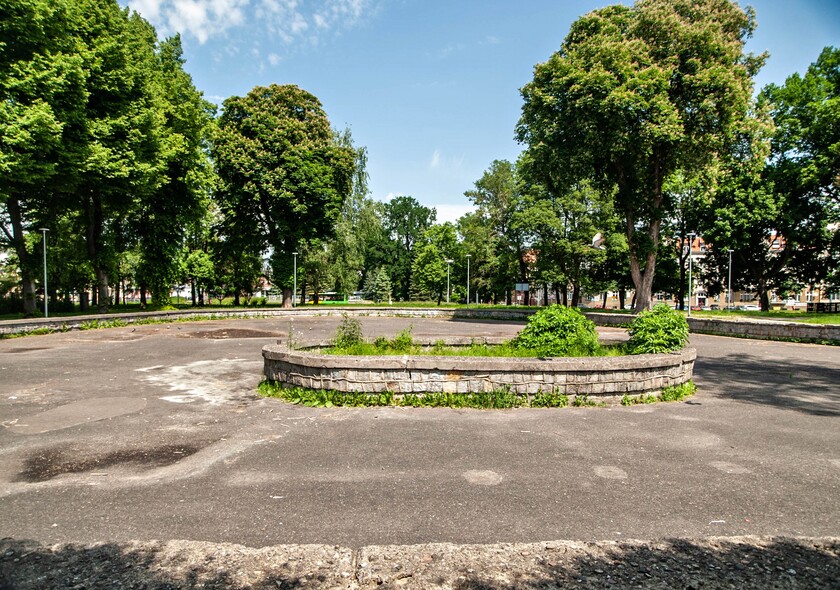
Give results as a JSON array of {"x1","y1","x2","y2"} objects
[{"x1": 262, "y1": 344, "x2": 696, "y2": 402}]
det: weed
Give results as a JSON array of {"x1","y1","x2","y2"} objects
[
  {"x1": 572, "y1": 394, "x2": 605, "y2": 407},
  {"x1": 333, "y1": 314, "x2": 364, "y2": 349},
  {"x1": 660, "y1": 380, "x2": 697, "y2": 402},
  {"x1": 392, "y1": 325, "x2": 414, "y2": 352},
  {"x1": 531, "y1": 390, "x2": 569, "y2": 408}
]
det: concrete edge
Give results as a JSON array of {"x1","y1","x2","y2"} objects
[{"x1": 1, "y1": 307, "x2": 837, "y2": 344}]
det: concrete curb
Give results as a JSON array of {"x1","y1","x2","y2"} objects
[{"x1": 1, "y1": 306, "x2": 837, "y2": 344}]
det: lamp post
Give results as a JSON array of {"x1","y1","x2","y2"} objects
[
  {"x1": 466, "y1": 254, "x2": 471, "y2": 306},
  {"x1": 687, "y1": 232, "x2": 696, "y2": 318},
  {"x1": 39, "y1": 228, "x2": 48, "y2": 318},
  {"x1": 292, "y1": 252, "x2": 298, "y2": 307},
  {"x1": 446, "y1": 259, "x2": 453, "y2": 304},
  {"x1": 727, "y1": 249, "x2": 733, "y2": 311}
]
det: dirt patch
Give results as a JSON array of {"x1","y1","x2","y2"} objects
[
  {"x1": 0, "y1": 537, "x2": 837, "y2": 589},
  {"x1": 185, "y1": 328, "x2": 280, "y2": 340},
  {"x1": 15, "y1": 443, "x2": 204, "y2": 483}
]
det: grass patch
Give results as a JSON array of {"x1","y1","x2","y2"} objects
[
  {"x1": 621, "y1": 380, "x2": 697, "y2": 405},
  {"x1": 259, "y1": 382, "x2": 686, "y2": 409}
]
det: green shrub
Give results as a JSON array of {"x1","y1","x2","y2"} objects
[
  {"x1": 512, "y1": 305, "x2": 599, "y2": 357},
  {"x1": 626, "y1": 304, "x2": 689, "y2": 354},
  {"x1": 332, "y1": 314, "x2": 364, "y2": 349},
  {"x1": 392, "y1": 326, "x2": 414, "y2": 352},
  {"x1": 660, "y1": 380, "x2": 696, "y2": 402},
  {"x1": 531, "y1": 390, "x2": 569, "y2": 408}
]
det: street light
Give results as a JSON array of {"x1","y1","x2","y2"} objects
[
  {"x1": 445, "y1": 259, "x2": 453, "y2": 304},
  {"x1": 687, "y1": 232, "x2": 696, "y2": 318},
  {"x1": 39, "y1": 228, "x2": 48, "y2": 318},
  {"x1": 292, "y1": 252, "x2": 298, "y2": 307},
  {"x1": 466, "y1": 254, "x2": 471, "y2": 306},
  {"x1": 727, "y1": 249, "x2": 733, "y2": 312}
]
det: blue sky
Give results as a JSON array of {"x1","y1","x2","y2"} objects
[{"x1": 122, "y1": 0, "x2": 839, "y2": 222}]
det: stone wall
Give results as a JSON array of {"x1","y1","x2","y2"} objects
[
  {"x1": 2, "y1": 306, "x2": 837, "y2": 344},
  {"x1": 262, "y1": 344, "x2": 696, "y2": 401}
]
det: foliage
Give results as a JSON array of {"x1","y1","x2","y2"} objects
[
  {"x1": 213, "y1": 84, "x2": 354, "y2": 306},
  {"x1": 660, "y1": 380, "x2": 697, "y2": 402},
  {"x1": 571, "y1": 394, "x2": 605, "y2": 408},
  {"x1": 332, "y1": 314, "x2": 364, "y2": 349},
  {"x1": 392, "y1": 326, "x2": 414, "y2": 352},
  {"x1": 531, "y1": 391, "x2": 569, "y2": 408},
  {"x1": 411, "y1": 222, "x2": 459, "y2": 303},
  {"x1": 363, "y1": 267, "x2": 391, "y2": 303},
  {"x1": 512, "y1": 305, "x2": 599, "y2": 357},
  {"x1": 382, "y1": 196, "x2": 436, "y2": 301},
  {"x1": 463, "y1": 159, "x2": 528, "y2": 303},
  {"x1": 518, "y1": 0, "x2": 763, "y2": 311},
  {"x1": 626, "y1": 304, "x2": 689, "y2": 354}
]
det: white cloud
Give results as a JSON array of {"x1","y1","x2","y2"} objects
[
  {"x1": 435, "y1": 204, "x2": 474, "y2": 224},
  {"x1": 268, "y1": 52, "x2": 282, "y2": 65},
  {"x1": 127, "y1": 0, "x2": 248, "y2": 44},
  {"x1": 428, "y1": 149, "x2": 465, "y2": 173},
  {"x1": 126, "y1": 0, "x2": 374, "y2": 47}
]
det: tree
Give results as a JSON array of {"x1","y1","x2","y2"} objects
[
  {"x1": 134, "y1": 34, "x2": 216, "y2": 307},
  {"x1": 363, "y1": 267, "x2": 391, "y2": 303},
  {"x1": 214, "y1": 84, "x2": 354, "y2": 307},
  {"x1": 382, "y1": 196, "x2": 436, "y2": 301},
  {"x1": 0, "y1": 0, "x2": 85, "y2": 314},
  {"x1": 696, "y1": 48, "x2": 840, "y2": 310},
  {"x1": 464, "y1": 159, "x2": 528, "y2": 304},
  {"x1": 323, "y1": 128, "x2": 376, "y2": 296},
  {"x1": 411, "y1": 222, "x2": 459, "y2": 304},
  {"x1": 518, "y1": 0, "x2": 764, "y2": 311},
  {"x1": 761, "y1": 46, "x2": 840, "y2": 292}
]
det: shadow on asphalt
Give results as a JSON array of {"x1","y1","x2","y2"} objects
[
  {"x1": 694, "y1": 353, "x2": 840, "y2": 417},
  {"x1": 453, "y1": 538, "x2": 839, "y2": 589},
  {"x1": 1, "y1": 537, "x2": 837, "y2": 589}
]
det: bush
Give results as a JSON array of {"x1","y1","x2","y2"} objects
[
  {"x1": 512, "y1": 305, "x2": 599, "y2": 357},
  {"x1": 626, "y1": 303, "x2": 689, "y2": 354},
  {"x1": 332, "y1": 314, "x2": 364, "y2": 349}
]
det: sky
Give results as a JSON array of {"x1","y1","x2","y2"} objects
[{"x1": 121, "y1": 0, "x2": 840, "y2": 223}]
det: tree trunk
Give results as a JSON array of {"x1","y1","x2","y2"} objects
[
  {"x1": 140, "y1": 287, "x2": 146, "y2": 307},
  {"x1": 5, "y1": 196, "x2": 38, "y2": 315},
  {"x1": 544, "y1": 284, "x2": 550, "y2": 306},
  {"x1": 191, "y1": 278, "x2": 197, "y2": 306},
  {"x1": 619, "y1": 289, "x2": 626, "y2": 310},
  {"x1": 95, "y1": 267, "x2": 110, "y2": 313},
  {"x1": 281, "y1": 287, "x2": 292, "y2": 308},
  {"x1": 602, "y1": 291, "x2": 608, "y2": 309}
]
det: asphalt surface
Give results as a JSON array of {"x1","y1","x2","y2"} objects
[{"x1": 1, "y1": 315, "x2": 838, "y2": 549}]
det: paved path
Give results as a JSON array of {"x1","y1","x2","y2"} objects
[{"x1": 1, "y1": 316, "x2": 838, "y2": 548}]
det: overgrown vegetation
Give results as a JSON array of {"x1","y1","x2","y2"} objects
[
  {"x1": 621, "y1": 381, "x2": 696, "y2": 405},
  {"x1": 259, "y1": 381, "x2": 693, "y2": 408},
  {"x1": 512, "y1": 305, "x2": 600, "y2": 356},
  {"x1": 626, "y1": 304, "x2": 690, "y2": 354}
]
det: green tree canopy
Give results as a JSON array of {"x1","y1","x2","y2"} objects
[
  {"x1": 518, "y1": 0, "x2": 764, "y2": 311},
  {"x1": 214, "y1": 84, "x2": 354, "y2": 307}
]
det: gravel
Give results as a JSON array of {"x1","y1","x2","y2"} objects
[{"x1": 1, "y1": 536, "x2": 838, "y2": 589}]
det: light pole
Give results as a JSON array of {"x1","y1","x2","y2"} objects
[
  {"x1": 445, "y1": 259, "x2": 453, "y2": 304},
  {"x1": 466, "y1": 254, "x2": 471, "y2": 306},
  {"x1": 727, "y1": 249, "x2": 733, "y2": 311},
  {"x1": 39, "y1": 228, "x2": 48, "y2": 318},
  {"x1": 687, "y1": 232, "x2": 695, "y2": 317},
  {"x1": 292, "y1": 252, "x2": 298, "y2": 307}
]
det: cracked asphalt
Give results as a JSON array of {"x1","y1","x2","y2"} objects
[{"x1": 1, "y1": 314, "x2": 838, "y2": 550}]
